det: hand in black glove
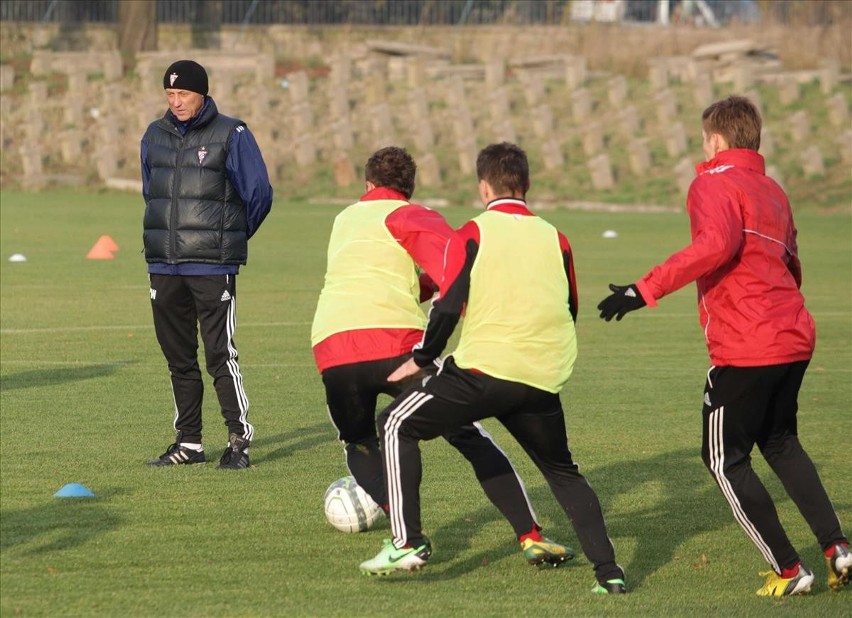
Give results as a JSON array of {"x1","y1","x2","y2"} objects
[{"x1": 597, "y1": 283, "x2": 646, "y2": 322}]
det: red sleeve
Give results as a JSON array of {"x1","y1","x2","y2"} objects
[
  {"x1": 440, "y1": 219, "x2": 479, "y2": 296},
  {"x1": 411, "y1": 220, "x2": 478, "y2": 366},
  {"x1": 637, "y1": 176, "x2": 742, "y2": 305},
  {"x1": 385, "y1": 204, "x2": 454, "y2": 285},
  {"x1": 558, "y1": 231, "x2": 579, "y2": 321}
]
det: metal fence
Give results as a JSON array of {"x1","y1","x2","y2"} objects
[
  {"x1": 2, "y1": 0, "x2": 567, "y2": 26},
  {"x1": 0, "y1": 0, "x2": 847, "y2": 26}
]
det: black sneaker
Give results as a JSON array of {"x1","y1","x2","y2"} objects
[
  {"x1": 217, "y1": 433, "x2": 250, "y2": 470},
  {"x1": 147, "y1": 443, "x2": 206, "y2": 467}
]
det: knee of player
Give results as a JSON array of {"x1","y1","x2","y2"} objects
[
  {"x1": 345, "y1": 438, "x2": 380, "y2": 455},
  {"x1": 759, "y1": 435, "x2": 805, "y2": 463},
  {"x1": 169, "y1": 362, "x2": 202, "y2": 377}
]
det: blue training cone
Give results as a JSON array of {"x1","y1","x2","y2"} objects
[{"x1": 54, "y1": 483, "x2": 95, "y2": 498}]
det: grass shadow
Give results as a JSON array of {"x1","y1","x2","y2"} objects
[
  {"x1": 585, "y1": 447, "x2": 726, "y2": 591},
  {"x1": 251, "y1": 423, "x2": 332, "y2": 464},
  {"x1": 0, "y1": 488, "x2": 125, "y2": 556},
  {"x1": 0, "y1": 362, "x2": 137, "y2": 392},
  {"x1": 381, "y1": 447, "x2": 728, "y2": 587}
]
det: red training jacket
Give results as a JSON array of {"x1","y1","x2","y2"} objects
[{"x1": 635, "y1": 149, "x2": 815, "y2": 367}]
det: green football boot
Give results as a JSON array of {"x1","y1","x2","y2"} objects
[{"x1": 360, "y1": 538, "x2": 432, "y2": 576}]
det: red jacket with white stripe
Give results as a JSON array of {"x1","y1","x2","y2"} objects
[{"x1": 635, "y1": 149, "x2": 815, "y2": 367}]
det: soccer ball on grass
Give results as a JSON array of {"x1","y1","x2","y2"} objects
[{"x1": 323, "y1": 475, "x2": 384, "y2": 533}]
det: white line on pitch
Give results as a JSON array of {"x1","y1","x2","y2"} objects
[
  {"x1": 0, "y1": 322, "x2": 311, "y2": 334},
  {"x1": 0, "y1": 359, "x2": 316, "y2": 368}
]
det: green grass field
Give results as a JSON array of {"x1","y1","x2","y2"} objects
[{"x1": 1, "y1": 189, "x2": 849, "y2": 616}]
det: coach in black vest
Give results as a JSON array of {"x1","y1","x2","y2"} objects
[{"x1": 141, "y1": 59, "x2": 273, "y2": 470}]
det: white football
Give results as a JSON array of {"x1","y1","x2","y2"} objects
[{"x1": 323, "y1": 476, "x2": 383, "y2": 533}]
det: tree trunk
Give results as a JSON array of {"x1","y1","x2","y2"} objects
[
  {"x1": 118, "y1": 0, "x2": 158, "y2": 54},
  {"x1": 192, "y1": 0, "x2": 223, "y2": 49}
]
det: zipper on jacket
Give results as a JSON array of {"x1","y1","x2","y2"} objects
[{"x1": 169, "y1": 125, "x2": 184, "y2": 265}]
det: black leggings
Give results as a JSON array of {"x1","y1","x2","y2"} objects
[
  {"x1": 378, "y1": 356, "x2": 622, "y2": 582},
  {"x1": 150, "y1": 273, "x2": 252, "y2": 444},
  {"x1": 322, "y1": 354, "x2": 539, "y2": 537},
  {"x1": 701, "y1": 361, "x2": 846, "y2": 572}
]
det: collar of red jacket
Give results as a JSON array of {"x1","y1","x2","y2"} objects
[
  {"x1": 485, "y1": 197, "x2": 532, "y2": 215},
  {"x1": 360, "y1": 186, "x2": 409, "y2": 202},
  {"x1": 696, "y1": 148, "x2": 765, "y2": 176}
]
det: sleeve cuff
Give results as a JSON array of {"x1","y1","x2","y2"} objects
[{"x1": 635, "y1": 279, "x2": 658, "y2": 308}]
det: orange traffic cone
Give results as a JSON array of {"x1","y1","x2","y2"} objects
[{"x1": 86, "y1": 235, "x2": 119, "y2": 260}]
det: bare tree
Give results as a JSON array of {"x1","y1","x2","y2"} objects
[
  {"x1": 192, "y1": 0, "x2": 224, "y2": 49},
  {"x1": 118, "y1": 0, "x2": 158, "y2": 54}
]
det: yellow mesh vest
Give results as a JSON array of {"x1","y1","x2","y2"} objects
[
  {"x1": 311, "y1": 200, "x2": 426, "y2": 346},
  {"x1": 452, "y1": 210, "x2": 577, "y2": 393}
]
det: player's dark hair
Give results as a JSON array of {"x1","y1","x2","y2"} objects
[
  {"x1": 365, "y1": 146, "x2": 416, "y2": 199},
  {"x1": 476, "y1": 142, "x2": 530, "y2": 196},
  {"x1": 702, "y1": 95, "x2": 762, "y2": 151}
]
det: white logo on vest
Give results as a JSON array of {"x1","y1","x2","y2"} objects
[{"x1": 197, "y1": 147, "x2": 208, "y2": 164}]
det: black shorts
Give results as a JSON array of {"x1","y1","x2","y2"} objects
[
  {"x1": 701, "y1": 360, "x2": 809, "y2": 463},
  {"x1": 381, "y1": 356, "x2": 573, "y2": 466},
  {"x1": 322, "y1": 353, "x2": 432, "y2": 443}
]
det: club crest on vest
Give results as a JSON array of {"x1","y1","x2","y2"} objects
[{"x1": 197, "y1": 146, "x2": 208, "y2": 164}]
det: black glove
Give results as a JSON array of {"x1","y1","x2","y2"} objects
[{"x1": 597, "y1": 283, "x2": 646, "y2": 322}]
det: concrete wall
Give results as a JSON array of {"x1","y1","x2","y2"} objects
[{"x1": 0, "y1": 22, "x2": 848, "y2": 202}]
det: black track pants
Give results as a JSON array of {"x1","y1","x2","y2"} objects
[
  {"x1": 378, "y1": 357, "x2": 622, "y2": 582},
  {"x1": 150, "y1": 274, "x2": 253, "y2": 444},
  {"x1": 701, "y1": 361, "x2": 846, "y2": 572},
  {"x1": 322, "y1": 354, "x2": 539, "y2": 537}
]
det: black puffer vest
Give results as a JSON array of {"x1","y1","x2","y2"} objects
[{"x1": 143, "y1": 98, "x2": 248, "y2": 265}]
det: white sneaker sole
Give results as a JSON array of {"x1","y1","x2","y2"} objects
[
  {"x1": 360, "y1": 554, "x2": 428, "y2": 576},
  {"x1": 789, "y1": 572, "x2": 814, "y2": 595}
]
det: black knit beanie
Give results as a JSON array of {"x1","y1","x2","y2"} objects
[{"x1": 163, "y1": 60, "x2": 208, "y2": 96}]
